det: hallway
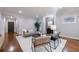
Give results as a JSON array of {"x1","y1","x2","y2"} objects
[{"x1": 0, "y1": 33, "x2": 22, "y2": 52}]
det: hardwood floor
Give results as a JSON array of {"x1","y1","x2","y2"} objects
[
  {"x1": 0, "y1": 33, "x2": 22, "y2": 52},
  {"x1": 0, "y1": 33, "x2": 79, "y2": 52},
  {"x1": 63, "y1": 38, "x2": 79, "y2": 52}
]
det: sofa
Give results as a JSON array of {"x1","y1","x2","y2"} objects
[{"x1": 22, "y1": 29, "x2": 41, "y2": 37}]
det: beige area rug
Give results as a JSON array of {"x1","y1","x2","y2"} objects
[{"x1": 35, "y1": 39, "x2": 67, "y2": 52}]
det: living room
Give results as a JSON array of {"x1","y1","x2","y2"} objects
[{"x1": 0, "y1": 7, "x2": 79, "y2": 52}]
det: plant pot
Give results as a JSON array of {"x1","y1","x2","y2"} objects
[{"x1": 37, "y1": 28, "x2": 39, "y2": 31}]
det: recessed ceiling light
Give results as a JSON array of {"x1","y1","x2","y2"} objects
[{"x1": 19, "y1": 10, "x2": 23, "y2": 14}]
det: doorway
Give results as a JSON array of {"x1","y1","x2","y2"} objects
[{"x1": 8, "y1": 22, "x2": 14, "y2": 33}]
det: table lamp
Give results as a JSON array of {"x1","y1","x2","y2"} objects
[{"x1": 50, "y1": 25, "x2": 56, "y2": 33}]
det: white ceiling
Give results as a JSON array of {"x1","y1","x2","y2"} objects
[
  {"x1": 0, "y1": 7, "x2": 79, "y2": 18},
  {"x1": 57, "y1": 7, "x2": 79, "y2": 15},
  {"x1": 0, "y1": 7, "x2": 58, "y2": 18}
]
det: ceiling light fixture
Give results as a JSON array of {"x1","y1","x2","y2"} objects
[
  {"x1": 10, "y1": 16, "x2": 13, "y2": 18},
  {"x1": 19, "y1": 10, "x2": 23, "y2": 14},
  {"x1": 36, "y1": 15, "x2": 39, "y2": 18}
]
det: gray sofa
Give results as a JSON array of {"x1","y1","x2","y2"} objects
[{"x1": 23, "y1": 31, "x2": 40, "y2": 37}]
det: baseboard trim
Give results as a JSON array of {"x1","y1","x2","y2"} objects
[{"x1": 60, "y1": 35, "x2": 79, "y2": 40}]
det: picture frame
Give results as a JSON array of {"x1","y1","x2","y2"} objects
[{"x1": 63, "y1": 16, "x2": 76, "y2": 23}]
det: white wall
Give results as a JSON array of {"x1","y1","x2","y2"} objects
[
  {"x1": 42, "y1": 16, "x2": 46, "y2": 34},
  {"x1": 56, "y1": 8, "x2": 79, "y2": 39},
  {"x1": 0, "y1": 12, "x2": 5, "y2": 37},
  {"x1": 4, "y1": 16, "x2": 44, "y2": 34},
  {"x1": 16, "y1": 17, "x2": 36, "y2": 34},
  {"x1": 15, "y1": 16, "x2": 57, "y2": 35},
  {"x1": 4, "y1": 17, "x2": 36, "y2": 34}
]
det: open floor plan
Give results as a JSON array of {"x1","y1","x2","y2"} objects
[{"x1": 0, "y1": 7, "x2": 79, "y2": 52}]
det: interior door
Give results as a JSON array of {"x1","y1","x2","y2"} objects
[{"x1": 8, "y1": 22, "x2": 14, "y2": 33}]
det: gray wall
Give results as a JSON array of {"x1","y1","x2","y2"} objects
[{"x1": 56, "y1": 7, "x2": 79, "y2": 39}]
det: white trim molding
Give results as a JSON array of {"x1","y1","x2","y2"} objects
[{"x1": 60, "y1": 35, "x2": 79, "y2": 40}]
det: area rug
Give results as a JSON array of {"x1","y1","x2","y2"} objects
[{"x1": 35, "y1": 39, "x2": 67, "y2": 52}]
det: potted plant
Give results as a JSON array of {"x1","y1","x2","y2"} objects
[{"x1": 34, "y1": 21, "x2": 41, "y2": 31}]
